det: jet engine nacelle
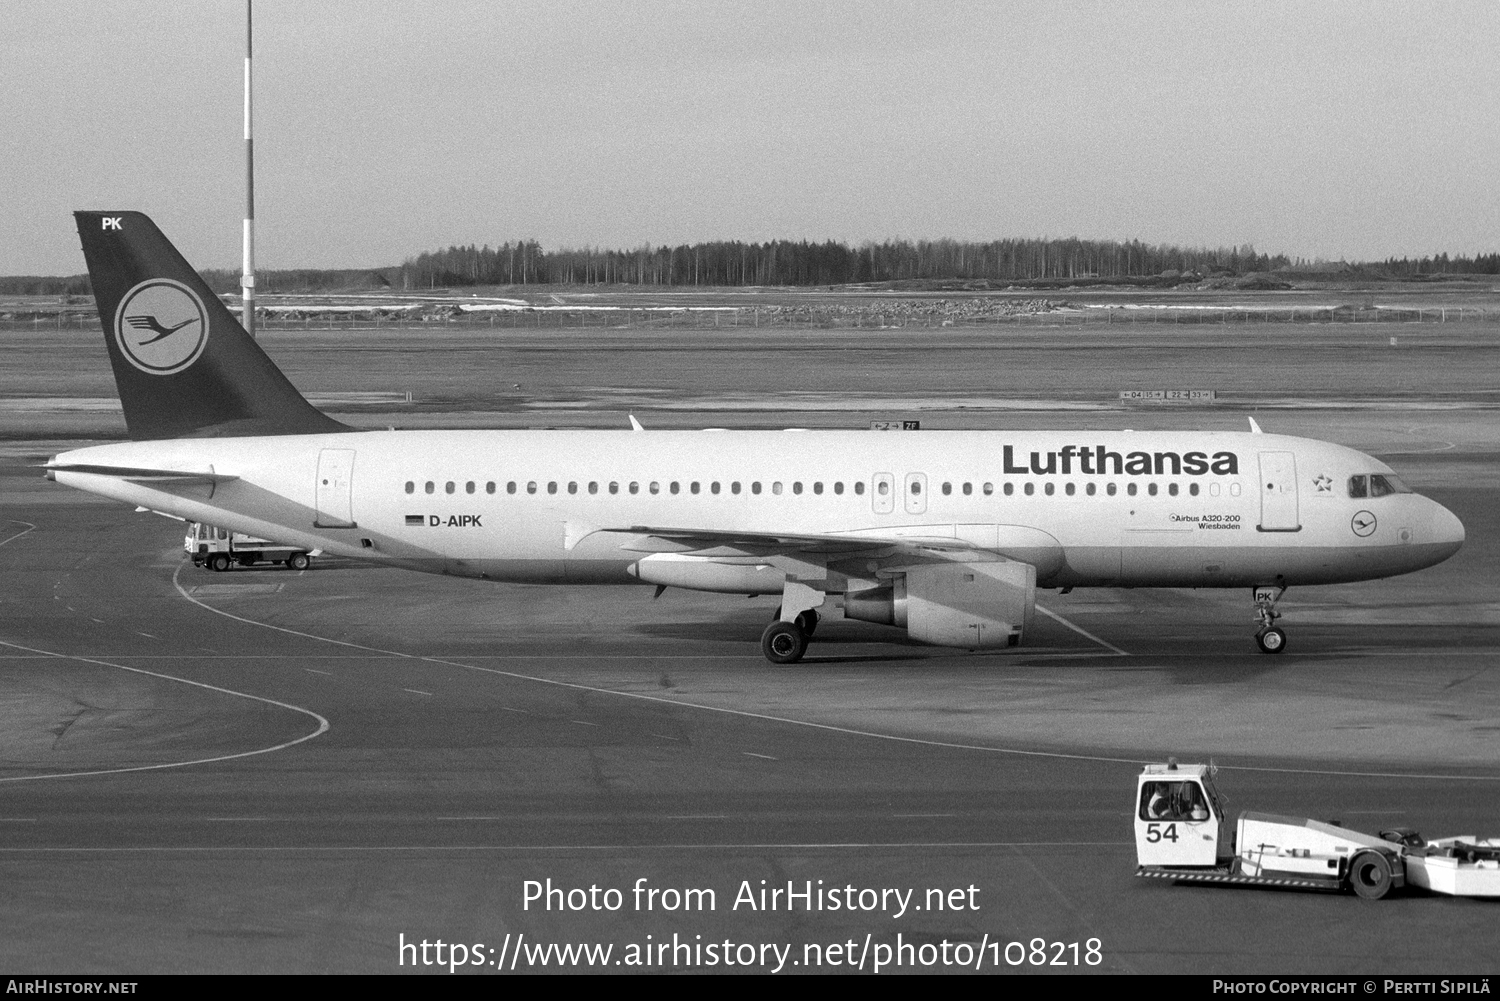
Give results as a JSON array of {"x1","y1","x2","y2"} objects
[{"x1": 844, "y1": 560, "x2": 1036, "y2": 648}]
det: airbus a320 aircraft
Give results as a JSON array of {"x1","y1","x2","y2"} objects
[{"x1": 47, "y1": 212, "x2": 1465, "y2": 662}]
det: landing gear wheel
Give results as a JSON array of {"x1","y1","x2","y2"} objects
[
  {"x1": 761, "y1": 621, "x2": 807, "y2": 664},
  {"x1": 1348, "y1": 850, "x2": 1395, "y2": 900},
  {"x1": 795, "y1": 609, "x2": 819, "y2": 636},
  {"x1": 288, "y1": 552, "x2": 311, "y2": 571},
  {"x1": 208, "y1": 553, "x2": 231, "y2": 572},
  {"x1": 1255, "y1": 627, "x2": 1287, "y2": 654}
]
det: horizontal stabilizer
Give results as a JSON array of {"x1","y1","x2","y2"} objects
[{"x1": 44, "y1": 462, "x2": 239, "y2": 485}]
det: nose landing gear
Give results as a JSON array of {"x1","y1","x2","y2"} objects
[{"x1": 1253, "y1": 585, "x2": 1287, "y2": 654}]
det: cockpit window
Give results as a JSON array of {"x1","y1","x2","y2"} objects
[{"x1": 1352, "y1": 473, "x2": 1412, "y2": 498}]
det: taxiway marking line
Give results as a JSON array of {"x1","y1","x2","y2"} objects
[
  {"x1": 1035, "y1": 605, "x2": 1130, "y2": 657},
  {"x1": 742, "y1": 752, "x2": 777, "y2": 760},
  {"x1": 169, "y1": 566, "x2": 1500, "y2": 782},
  {"x1": 0, "y1": 841, "x2": 1134, "y2": 853},
  {"x1": 570, "y1": 720, "x2": 599, "y2": 727},
  {"x1": 0, "y1": 639, "x2": 330, "y2": 785},
  {"x1": 304, "y1": 668, "x2": 333, "y2": 676},
  {"x1": 0, "y1": 521, "x2": 37, "y2": 548},
  {"x1": 403, "y1": 688, "x2": 432, "y2": 696}
]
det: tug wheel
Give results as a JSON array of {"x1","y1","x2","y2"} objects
[
  {"x1": 1349, "y1": 851, "x2": 1395, "y2": 900},
  {"x1": 208, "y1": 554, "x2": 231, "y2": 573}
]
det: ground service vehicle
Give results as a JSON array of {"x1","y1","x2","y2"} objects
[
  {"x1": 1134, "y1": 762, "x2": 1500, "y2": 899},
  {"x1": 186, "y1": 522, "x2": 314, "y2": 572}
]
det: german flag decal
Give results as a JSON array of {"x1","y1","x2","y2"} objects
[{"x1": 405, "y1": 515, "x2": 424, "y2": 526}]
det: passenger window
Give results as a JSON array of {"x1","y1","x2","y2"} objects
[
  {"x1": 466, "y1": 481, "x2": 475, "y2": 494},
  {"x1": 711, "y1": 482, "x2": 721, "y2": 495},
  {"x1": 1107, "y1": 483, "x2": 1117, "y2": 496},
  {"x1": 548, "y1": 482, "x2": 558, "y2": 494},
  {"x1": 1044, "y1": 482, "x2": 1055, "y2": 496},
  {"x1": 877, "y1": 481, "x2": 889, "y2": 496},
  {"x1": 589, "y1": 482, "x2": 598, "y2": 494},
  {"x1": 854, "y1": 482, "x2": 864, "y2": 495},
  {"x1": 792, "y1": 482, "x2": 802, "y2": 495},
  {"x1": 690, "y1": 482, "x2": 700, "y2": 494},
  {"x1": 942, "y1": 482, "x2": 952, "y2": 496},
  {"x1": 772, "y1": 482, "x2": 783, "y2": 495},
  {"x1": 1148, "y1": 483, "x2": 1157, "y2": 496},
  {"x1": 405, "y1": 481, "x2": 414, "y2": 494},
  {"x1": 1086, "y1": 483, "x2": 1096, "y2": 496},
  {"x1": 1127, "y1": 483, "x2": 1137, "y2": 496},
  {"x1": 752, "y1": 482, "x2": 761, "y2": 495},
  {"x1": 1230, "y1": 483, "x2": 1241, "y2": 497},
  {"x1": 1348, "y1": 475, "x2": 1368, "y2": 498},
  {"x1": 568, "y1": 482, "x2": 578, "y2": 494},
  {"x1": 649, "y1": 482, "x2": 659, "y2": 495},
  {"x1": 486, "y1": 482, "x2": 496, "y2": 494},
  {"x1": 445, "y1": 481, "x2": 455, "y2": 494},
  {"x1": 984, "y1": 483, "x2": 993, "y2": 495},
  {"x1": 1168, "y1": 483, "x2": 1178, "y2": 496},
  {"x1": 425, "y1": 481, "x2": 435, "y2": 494},
  {"x1": 630, "y1": 482, "x2": 640, "y2": 494},
  {"x1": 669, "y1": 482, "x2": 679, "y2": 495},
  {"x1": 813, "y1": 482, "x2": 823, "y2": 495},
  {"x1": 527, "y1": 481, "x2": 537, "y2": 494},
  {"x1": 732, "y1": 482, "x2": 741, "y2": 494},
  {"x1": 1189, "y1": 483, "x2": 1198, "y2": 496},
  {"x1": 1004, "y1": 483, "x2": 1014, "y2": 496},
  {"x1": 962, "y1": 483, "x2": 972, "y2": 496},
  {"x1": 1065, "y1": 482, "x2": 1075, "y2": 496},
  {"x1": 1209, "y1": 482, "x2": 1220, "y2": 497},
  {"x1": 1024, "y1": 483, "x2": 1034, "y2": 496},
  {"x1": 507, "y1": 481, "x2": 517, "y2": 494},
  {"x1": 910, "y1": 481, "x2": 922, "y2": 495},
  {"x1": 833, "y1": 482, "x2": 843, "y2": 495},
  {"x1": 610, "y1": 481, "x2": 620, "y2": 494}
]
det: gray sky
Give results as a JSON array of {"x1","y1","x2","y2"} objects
[{"x1": 4, "y1": 1, "x2": 1497, "y2": 274}]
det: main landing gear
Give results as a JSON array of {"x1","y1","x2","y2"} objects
[
  {"x1": 1253, "y1": 585, "x2": 1287, "y2": 654},
  {"x1": 761, "y1": 582, "x2": 825, "y2": 664}
]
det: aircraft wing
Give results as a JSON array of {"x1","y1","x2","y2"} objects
[
  {"x1": 609, "y1": 525, "x2": 995, "y2": 557},
  {"x1": 600, "y1": 523, "x2": 1066, "y2": 578}
]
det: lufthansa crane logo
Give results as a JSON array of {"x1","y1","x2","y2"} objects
[
  {"x1": 113, "y1": 279, "x2": 208, "y2": 375},
  {"x1": 1351, "y1": 510, "x2": 1377, "y2": 537}
]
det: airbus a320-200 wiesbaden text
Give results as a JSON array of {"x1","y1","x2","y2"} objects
[{"x1": 45, "y1": 212, "x2": 1465, "y2": 662}]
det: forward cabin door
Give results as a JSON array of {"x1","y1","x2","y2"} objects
[
  {"x1": 315, "y1": 448, "x2": 357, "y2": 528},
  {"x1": 1257, "y1": 451, "x2": 1300, "y2": 532}
]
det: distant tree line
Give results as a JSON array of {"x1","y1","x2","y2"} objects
[
  {"x1": 396, "y1": 237, "x2": 1293, "y2": 288},
  {"x1": 1379, "y1": 253, "x2": 1500, "y2": 276},
  {"x1": 14, "y1": 242, "x2": 1500, "y2": 294}
]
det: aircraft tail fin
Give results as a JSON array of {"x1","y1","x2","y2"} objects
[{"x1": 72, "y1": 211, "x2": 347, "y2": 440}]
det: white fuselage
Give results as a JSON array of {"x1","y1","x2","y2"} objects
[{"x1": 50, "y1": 428, "x2": 1464, "y2": 593}]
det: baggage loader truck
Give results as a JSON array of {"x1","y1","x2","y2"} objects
[
  {"x1": 186, "y1": 522, "x2": 315, "y2": 572},
  {"x1": 1134, "y1": 761, "x2": 1500, "y2": 899}
]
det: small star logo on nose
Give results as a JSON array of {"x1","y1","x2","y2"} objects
[{"x1": 1313, "y1": 474, "x2": 1332, "y2": 493}]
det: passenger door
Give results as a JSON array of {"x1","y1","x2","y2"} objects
[{"x1": 1257, "y1": 451, "x2": 1300, "y2": 532}]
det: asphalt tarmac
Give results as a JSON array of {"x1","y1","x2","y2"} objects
[{"x1": 2, "y1": 324, "x2": 1498, "y2": 975}]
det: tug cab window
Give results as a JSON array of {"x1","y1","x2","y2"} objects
[{"x1": 1139, "y1": 781, "x2": 1210, "y2": 823}]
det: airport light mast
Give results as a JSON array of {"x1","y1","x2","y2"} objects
[{"x1": 242, "y1": 1, "x2": 256, "y2": 338}]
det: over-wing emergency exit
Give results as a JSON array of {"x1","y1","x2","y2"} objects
[{"x1": 46, "y1": 212, "x2": 1465, "y2": 662}]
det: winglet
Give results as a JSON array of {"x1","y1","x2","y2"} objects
[
  {"x1": 629, "y1": 414, "x2": 645, "y2": 432},
  {"x1": 1248, "y1": 416, "x2": 1263, "y2": 434}
]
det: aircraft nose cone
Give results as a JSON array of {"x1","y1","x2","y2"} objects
[{"x1": 1429, "y1": 501, "x2": 1465, "y2": 560}]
